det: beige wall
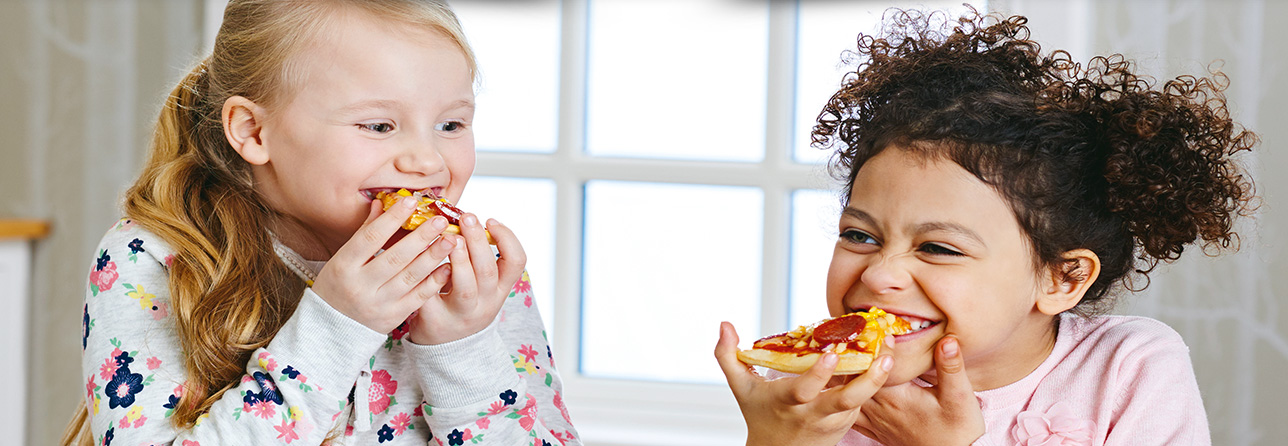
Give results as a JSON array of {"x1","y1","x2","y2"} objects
[
  {"x1": 3, "y1": 1, "x2": 1285, "y2": 445},
  {"x1": 1, "y1": 1, "x2": 205, "y2": 444}
]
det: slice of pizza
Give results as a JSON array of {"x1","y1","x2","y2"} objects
[
  {"x1": 375, "y1": 188, "x2": 495, "y2": 244},
  {"x1": 736, "y1": 307, "x2": 911, "y2": 375}
]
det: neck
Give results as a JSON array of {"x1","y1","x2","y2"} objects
[{"x1": 268, "y1": 216, "x2": 333, "y2": 261}]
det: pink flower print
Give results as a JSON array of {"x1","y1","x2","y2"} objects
[
  {"x1": 518, "y1": 344, "x2": 539, "y2": 363},
  {"x1": 487, "y1": 400, "x2": 508, "y2": 415},
  {"x1": 476, "y1": 416, "x2": 491, "y2": 430},
  {"x1": 257, "y1": 352, "x2": 277, "y2": 372},
  {"x1": 163, "y1": 254, "x2": 175, "y2": 267},
  {"x1": 147, "y1": 357, "x2": 162, "y2": 370},
  {"x1": 89, "y1": 252, "x2": 118, "y2": 295},
  {"x1": 250, "y1": 400, "x2": 277, "y2": 419},
  {"x1": 518, "y1": 396, "x2": 538, "y2": 431},
  {"x1": 553, "y1": 391, "x2": 572, "y2": 424},
  {"x1": 182, "y1": 441, "x2": 200, "y2": 446},
  {"x1": 552, "y1": 430, "x2": 576, "y2": 446},
  {"x1": 390, "y1": 318, "x2": 411, "y2": 341},
  {"x1": 274, "y1": 418, "x2": 300, "y2": 444},
  {"x1": 1012, "y1": 402, "x2": 1094, "y2": 446},
  {"x1": 368, "y1": 369, "x2": 398, "y2": 414},
  {"x1": 98, "y1": 357, "x2": 119, "y2": 381},
  {"x1": 391, "y1": 412, "x2": 412, "y2": 435},
  {"x1": 147, "y1": 301, "x2": 169, "y2": 320}
]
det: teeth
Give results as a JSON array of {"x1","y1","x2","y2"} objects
[{"x1": 905, "y1": 319, "x2": 933, "y2": 333}]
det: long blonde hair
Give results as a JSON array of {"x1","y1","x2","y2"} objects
[{"x1": 63, "y1": 1, "x2": 476, "y2": 444}]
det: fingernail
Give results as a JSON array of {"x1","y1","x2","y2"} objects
[
  {"x1": 463, "y1": 214, "x2": 478, "y2": 227},
  {"x1": 430, "y1": 216, "x2": 448, "y2": 230},
  {"x1": 486, "y1": 218, "x2": 499, "y2": 227},
  {"x1": 820, "y1": 353, "x2": 838, "y2": 366},
  {"x1": 942, "y1": 337, "x2": 959, "y2": 358},
  {"x1": 880, "y1": 356, "x2": 893, "y2": 371},
  {"x1": 401, "y1": 196, "x2": 417, "y2": 208}
]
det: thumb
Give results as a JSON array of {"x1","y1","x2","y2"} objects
[{"x1": 934, "y1": 336, "x2": 974, "y2": 402}]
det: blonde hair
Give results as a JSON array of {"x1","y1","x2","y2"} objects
[{"x1": 63, "y1": 1, "x2": 476, "y2": 444}]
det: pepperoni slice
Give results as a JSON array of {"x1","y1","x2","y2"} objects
[{"x1": 813, "y1": 313, "x2": 867, "y2": 345}]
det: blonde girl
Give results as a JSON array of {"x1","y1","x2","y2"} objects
[{"x1": 67, "y1": 1, "x2": 577, "y2": 445}]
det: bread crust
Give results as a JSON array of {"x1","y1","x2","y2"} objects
[
  {"x1": 736, "y1": 348, "x2": 876, "y2": 375},
  {"x1": 737, "y1": 308, "x2": 906, "y2": 375}
]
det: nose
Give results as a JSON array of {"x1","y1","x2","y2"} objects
[
  {"x1": 859, "y1": 251, "x2": 913, "y2": 295},
  {"x1": 393, "y1": 138, "x2": 447, "y2": 176}
]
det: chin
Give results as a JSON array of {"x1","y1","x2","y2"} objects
[{"x1": 883, "y1": 356, "x2": 935, "y2": 386}]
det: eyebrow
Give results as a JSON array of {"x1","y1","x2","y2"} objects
[
  {"x1": 335, "y1": 99, "x2": 475, "y2": 115},
  {"x1": 840, "y1": 207, "x2": 987, "y2": 247},
  {"x1": 336, "y1": 99, "x2": 403, "y2": 115}
]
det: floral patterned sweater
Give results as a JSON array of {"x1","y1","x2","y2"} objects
[{"x1": 82, "y1": 219, "x2": 579, "y2": 445}]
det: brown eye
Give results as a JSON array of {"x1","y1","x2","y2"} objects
[{"x1": 920, "y1": 243, "x2": 963, "y2": 256}]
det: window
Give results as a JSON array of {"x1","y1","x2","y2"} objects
[
  {"x1": 207, "y1": 1, "x2": 982, "y2": 443},
  {"x1": 453, "y1": 1, "x2": 982, "y2": 443}
]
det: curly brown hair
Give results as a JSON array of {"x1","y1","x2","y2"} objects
[{"x1": 811, "y1": 8, "x2": 1257, "y2": 314}]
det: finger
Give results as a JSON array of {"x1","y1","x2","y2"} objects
[
  {"x1": 445, "y1": 234, "x2": 478, "y2": 299},
  {"x1": 404, "y1": 262, "x2": 453, "y2": 313},
  {"x1": 335, "y1": 195, "x2": 419, "y2": 264},
  {"x1": 375, "y1": 215, "x2": 449, "y2": 282},
  {"x1": 458, "y1": 214, "x2": 499, "y2": 287},
  {"x1": 386, "y1": 227, "x2": 456, "y2": 303},
  {"x1": 826, "y1": 355, "x2": 892, "y2": 412},
  {"x1": 486, "y1": 218, "x2": 526, "y2": 294},
  {"x1": 933, "y1": 336, "x2": 974, "y2": 404},
  {"x1": 783, "y1": 352, "x2": 838, "y2": 405},
  {"x1": 714, "y1": 322, "x2": 754, "y2": 394}
]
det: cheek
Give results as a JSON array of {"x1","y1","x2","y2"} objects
[{"x1": 825, "y1": 247, "x2": 862, "y2": 316}]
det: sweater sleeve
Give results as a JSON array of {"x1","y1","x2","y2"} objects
[
  {"x1": 406, "y1": 270, "x2": 580, "y2": 446},
  {"x1": 81, "y1": 221, "x2": 388, "y2": 445},
  {"x1": 1102, "y1": 319, "x2": 1211, "y2": 445}
]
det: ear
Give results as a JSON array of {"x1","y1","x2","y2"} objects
[
  {"x1": 222, "y1": 96, "x2": 270, "y2": 165},
  {"x1": 1035, "y1": 249, "x2": 1101, "y2": 316}
]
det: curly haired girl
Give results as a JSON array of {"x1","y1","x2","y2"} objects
[{"x1": 716, "y1": 8, "x2": 1255, "y2": 446}]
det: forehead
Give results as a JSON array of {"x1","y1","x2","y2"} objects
[
  {"x1": 277, "y1": 6, "x2": 470, "y2": 105},
  {"x1": 848, "y1": 149, "x2": 1024, "y2": 240}
]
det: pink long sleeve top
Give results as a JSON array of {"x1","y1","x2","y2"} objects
[{"x1": 840, "y1": 313, "x2": 1210, "y2": 445}]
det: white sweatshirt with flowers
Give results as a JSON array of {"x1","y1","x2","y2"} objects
[{"x1": 82, "y1": 218, "x2": 579, "y2": 446}]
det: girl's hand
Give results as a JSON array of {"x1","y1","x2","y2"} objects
[
  {"x1": 312, "y1": 196, "x2": 457, "y2": 334},
  {"x1": 852, "y1": 336, "x2": 985, "y2": 446},
  {"x1": 407, "y1": 213, "x2": 526, "y2": 345},
  {"x1": 715, "y1": 322, "x2": 893, "y2": 446}
]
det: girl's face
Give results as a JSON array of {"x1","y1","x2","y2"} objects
[
  {"x1": 826, "y1": 148, "x2": 1060, "y2": 391},
  {"x1": 249, "y1": 10, "x2": 475, "y2": 255}
]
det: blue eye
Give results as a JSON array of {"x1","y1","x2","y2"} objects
[
  {"x1": 359, "y1": 122, "x2": 394, "y2": 133},
  {"x1": 434, "y1": 121, "x2": 465, "y2": 132}
]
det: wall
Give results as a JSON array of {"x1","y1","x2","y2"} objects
[
  {"x1": 2, "y1": 0, "x2": 1285, "y2": 445},
  {"x1": 0, "y1": 1, "x2": 204, "y2": 444}
]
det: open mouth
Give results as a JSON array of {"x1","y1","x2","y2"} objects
[
  {"x1": 896, "y1": 314, "x2": 939, "y2": 335},
  {"x1": 360, "y1": 187, "x2": 442, "y2": 201}
]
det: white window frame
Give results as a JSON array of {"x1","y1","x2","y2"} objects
[{"x1": 470, "y1": 2, "x2": 816, "y2": 443}]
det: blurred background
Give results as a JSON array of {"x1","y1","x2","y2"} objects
[{"x1": 2, "y1": 0, "x2": 1284, "y2": 444}]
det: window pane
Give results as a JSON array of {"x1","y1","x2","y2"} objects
[
  {"x1": 458, "y1": 177, "x2": 558, "y2": 336},
  {"x1": 581, "y1": 181, "x2": 763, "y2": 383},
  {"x1": 789, "y1": 189, "x2": 839, "y2": 328},
  {"x1": 451, "y1": 0, "x2": 560, "y2": 153},
  {"x1": 793, "y1": 1, "x2": 985, "y2": 163},
  {"x1": 586, "y1": 0, "x2": 769, "y2": 162}
]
